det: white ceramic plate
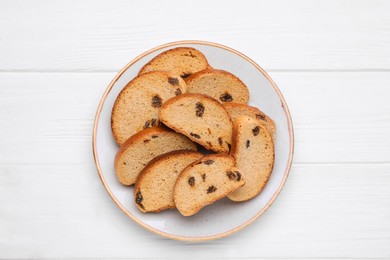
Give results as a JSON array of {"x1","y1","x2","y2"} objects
[{"x1": 93, "y1": 41, "x2": 294, "y2": 241}]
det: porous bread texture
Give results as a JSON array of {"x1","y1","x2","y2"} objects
[
  {"x1": 111, "y1": 71, "x2": 187, "y2": 145},
  {"x1": 174, "y1": 154, "x2": 245, "y2": 216},
  {"x1": 159, "y1": 93, "x2": 233, "y2": 153},
  {"x1": 134, "y1": 150, "x2": 202, "y2": 213},
  {"x1": 223, "y1": 103, "x2": 275, "y2": 137},
  {"x1": 228, "y1": 116, "x2": 274, "y2": 202},
  {"x1": 139, "y1": 47, "x2": 211, "y2": 79},
  {"x1": 186, "y1": 69, "x2": 249, "y2": 104},
  {"x1": 114, "y1": 127, "x2": 197, "y2": 186}
]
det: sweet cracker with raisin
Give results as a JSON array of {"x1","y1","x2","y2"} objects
[
  {"x1": 139, "y1": 47, "x2": 211, "y2": 79},
  {"x1": 223, "y1": 103, "x2": 275, "y2": 137},
  {"x1": 228, "y1": 116, "x2": 274, "y2": 202},
  {"x1": 159, "y1": 93, "x2": 233, "y2": 153},
  {"x1": 134, "y1": 150, "x2": 202, "y2": 213},
  {"x1": 114, "y1": 127, "x2": 197, "y2": 186},
  {"x1": 174, "y1": 154, "x2": 245, "y2": 216},
  {"x1": 111, "y1": 71, "x2": 187, "y2": 145},
  {"x1": 186, "y1": 69, "x2": 249, "y2": 104}
]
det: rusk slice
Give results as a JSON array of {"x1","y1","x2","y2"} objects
[
  {"x1": 174, "y1": 154, "x2": 245, "y2": 216},
  {"x1": 186, "y1": 69, "x2": 249, "y2": 104},
  {"x1": 114, "y1": 127, "x2": 197, "y2": 186},
  {"x1": 228, "y1": 116, "x2": 274, "y2": 202},
  {"x1": 134, "y1": 150, "x2": 202, "y2": 213},
  {"x1": 139, "y1": 47, "x2": 211, "y2": 79},
  {"x1": 111, "y1": 71, "x2": 187, "y2": 145},
  {"x1": 159, "y1": 93, "x2": 233, "y2": 153},
  {"x1": 223, "y1": 103, "x2": 275, "y2": 136}
]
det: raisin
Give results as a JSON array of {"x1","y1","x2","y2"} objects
[
  {"x1": 183, "y1": 52, "x2": 196, "y2": 58},
  {"x1": 151, "y1": 135, "x2": 159, "y2": 139},
  {"x1": 227, "y1": 170, "x2": 241, "y2": 181},
  {"x1": 175, "y1": 88, "x2": 182, "y2": 96},
  {"x1": 180, "y1": 73, "x2": 191, "y2": 79},
  {"x1": 144, "y1": 118, "x2": 159, "y2": 129},
  {"x1": 246, "y1": 140, "x2": 250, "y2": 148},
  {"x1": 220, "y1": 92, "x2": 233, "y2": 102},
  {"x1": 202, "y1": 174, "x2": 206, "y2": 181},
  {"x1": 152, "y1": 95, "x2": 162, "y2": 108},
  {"x1": 252, "y1": 126, "x2": 260, "y2": 136},
  {"x1": 235, "y1": 171, "x2": 242, "y2": 181},
  {"x1": 256, "y1": 114, "x2": 266, "y2": 120},
  {"x1": 218, "y1": 137, "x2": 223, "y2": 145},
  {"x1": 122, "y1": 162, "x2": 127, "y2": 165},
  {"x1": 135, "y1": 191, "x2": 143, "y2": 203},
  {"x1": 190, "y1": 132, "x2": 201, "y2": 139},
  {"x1": 143, "y1": 120, "x2": 151, "y2": 129},
  {"x1": 135, "y1": 191, "x2": 144, "y2": 209},
  {"x1": 204, "y1": 160, "x2": 214, "y2": 165},
  {"x1": 207, "y1": 128, "x2": 211, "y2": 134},
  {"x1": 226, "y1": 171, "x2": 236, "y2": 180},
  {"x1": 168, "y1": 77, "x2": 179, "y2": 85},
  {"x1": 195, "y1": 102, "x2": 205, "y2": 117},
  {"x1": 143, "y1": 139, "x2": 150, "y2": 143},
  {"x1": 151, "y1": 118, "x2": 158, "y2": 127},
  {"x1": 207, "y1": 185, "x2": 217, "y2": 194},
  {"x1": 188, "y1": 176, "x2": 195, "y2": 186},
  {"x1": 206, "y1": 141, "x2": 213, "y2": 147}
]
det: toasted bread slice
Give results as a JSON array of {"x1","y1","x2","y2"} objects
[
  {"x1": 174, "y1": 154, "x2": 244, "y2": 216},
  {"x1": 159, "y1": 93, "x2": 233, "y2": 153},
  {"x1": 114, "y1": 127, "x2": 197, "y2": 185},
  {"x1": 111, "y1": 71, "x2": 187, "y2": 145},
  {"x1": 186, "y1": 69, "x2": 249, "y2": 104},
  {"x1": 139, "y1": 47, "x2": 211, "y2": 79},
  {"x1": 134, "y1": 150, "x2": 202, "y2": 213},
  {"x1": 223, "y1": 103, "x2": 275, "y2": 136},
  {"x1": 228, "y1": 116, "x2": 274, "y2": 202}
]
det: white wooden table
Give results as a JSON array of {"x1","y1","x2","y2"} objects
[{"x1": 1, "y1": 0, "x2": 389, "y2": 258}]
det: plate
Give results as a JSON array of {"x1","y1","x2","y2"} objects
[{"x1": 92, "y1": 41, "x2": 294, "y2": 241}]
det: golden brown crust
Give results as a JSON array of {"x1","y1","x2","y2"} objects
[
  {"x1": 114, "y1": 126, "x2": 167, "y2": 169},
  {"x1": 183, "y1": 68, "x2": 215, "y2": 84},
  {"x1": 134, "y1": 149, "x2": 202, "y2": 213},
  {"x1": 185, "y1": 69, "x2": 249, "y2": 104},
  {"x1": 138, "y1": 47, "x2": 211, "y2": 78},
  {"x1": 224, "y1": 102, "x2": 267, "y2": 117},
  {"x1": 223, "y1": 102, "x2": 275, "y2": 137},
  {"x1": 229, "y1": 120, "x2": 240, "y2": 160},
  {"x1": 159, "y1": 93, "x2": 233, "y2": 153}
]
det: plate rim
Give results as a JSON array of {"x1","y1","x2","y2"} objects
[{"x1": 92, "y1": 40, "x2": 294, "y2": 241}]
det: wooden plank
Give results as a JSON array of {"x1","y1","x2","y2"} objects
[
  {"x1": 0, "y1": 0, "x2": 389, "y2": 71},
  {"x1": 0, "y1": 163, "x2": 389, "y2": 258},
  {"x1": 0, "y1": 72, "x2": 388, "y2": 164},
  {"x1": 271, "y1": 71, "x2": 390, "y2": 163}
]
